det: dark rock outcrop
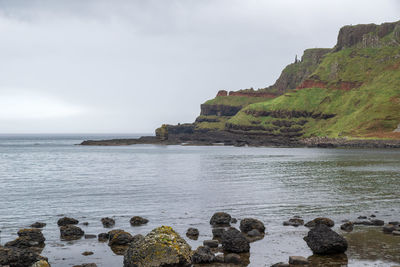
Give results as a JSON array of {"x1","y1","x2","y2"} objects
[
  {"x1": 129, "y1": 216, "x2": 149, "y2": 226},
  {"x1": 108, "y1": 230, "x2": 133, "y2": 246},
  {"x1": 201, "y1": 104, "x2": 242, "y2": 117},
  {"x1": 57, "y1": 217, "x2": 79, "y2": 226},
  {"x1": 191, "y1": 246, "x2": 216, "y2": 264},
  {"x1": 221, "y1": 227, "x2": 250, "y2": 253},
  {"x1": 303, "y1": 225, "x2": 348, "y2": 255},
  {"x1": 0, "y1": 245, "x2": 47, "y2": 267},
  {"x1": 101, "y1": 217, "x2": 115, "y2": 228},
  {"x1": 60, "y1": 225, "x2": 84, "y2": 240},
  {"x1": 210, "y1": 212, "x2": 232, "y2": 226},
  {"x1": 239, "y1": 218, "x2": 265, "y2": 234}
]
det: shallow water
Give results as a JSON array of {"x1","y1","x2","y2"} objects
[{"x1": 0, "y1": 134, "x2": 399, "y2": 266}]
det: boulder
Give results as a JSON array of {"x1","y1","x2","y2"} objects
[
  {"x1": 57, "y1": 217, "x2": 79, "y2": 226},
  {"x1": 210, "y1": 212, "x2": 231, "y2": 226},
  {"x1": 221, "y1": 227, "x2": 250, "y2": 253},
  {"x1": 98, "y1": 233, "x2": 110, "y2": 242},
  {"x1": 289, "y1": 256, "x2": 309, "y2": 265},
  {"x1": 123, "y1": 226, "x2": 191, "y2": 267},
  {"x1": 60, "y1": 225, "x2": 84, "y2": 240},
  {"x1": 305, "y1": 217, "x2": 334, "y2": 228},
  {"x1": 191, "y1": 246, "x2": 216, "y2": 264},
  {"x1": 101, "y1": 217, "x2": 115, "y2": 228},
  {"x1": 340, "y1": 222, "x2": 353, "y2": 232},
  {"x1": 203, "y1": 240, "x2": 219, "y2": 248},
  {"x1": 108, "y1": 230, "x2": 133, "y2": 246},
  {"x1": 30, "y1": 222, "x2": 46, "y2": 229},
  {"x1": 18, "y1": 229, "x2": 45, "y2": 244},
  {"x1": 185, "y1": 228, "x2": 199, "y2": 240},
  {"x1": 0, "y1": 245, "x2": 46, "y2": 267},
  {"x1": 129, "y1": 216, "x2": 148, "y2": 226},
  {"x1": 239, "y1": 218, "x2": 265, "y2": 234},
  {"x1": 303, "y1": 225, "x2": 348, "y2": 255},
  {"x1": 283, "y1": 218, "x2": 304, "y2": 227}
]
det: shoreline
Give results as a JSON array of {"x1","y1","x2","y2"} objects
[{"x1": 80, "y1": 135, "x2": 400, "y2": 148}]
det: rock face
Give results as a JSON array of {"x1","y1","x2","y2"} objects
[
  {"x1": 5, "y1": 229, "x2": 46, "y2": 249},
  {"x1": 221, "y1": 228, "x2": 250, "y2": 253},
  {"x1": 129, "y1": 216, "x2": 149, "y2": 226},
  {"x1": 200, "y1": 104, "x2": 242, "y2": 117},
  {"x1": 210, "y1": 212, "x2": 232, "y2": 226},
  {"x1": 303, "y1": 225, "x2": 348, "y2": 255},
  {"x1": 123, "y1": 226, "x2": 191, "y2": 267},
  {"x1": 0, "y1": 246, "x2": 46, "y2": 267},
  {"x1": 60, "y1": 225, "x2": 84, "y2": 240},
  {"x1": 101, "y1": 217, "x2": 115, "y2": 228},
  {"x1": 108, "y1": 230, "x2": 134, "y2": 246},
  {"x1": 57, "y1": 217, "x2": 79, "y2": 226},
  {"x1": 305, "y1": 217, "x2": 335, "y2": 228},
  {"x1": 191, "y1": 246, "x2": 216, "y2": 264},
  {"x1": 239, "y1": 218, "x2": 265, "y2": 234}
]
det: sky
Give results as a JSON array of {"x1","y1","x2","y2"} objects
[{"x1": 0, "y1": 0, "x2": 399, "y2": 133}]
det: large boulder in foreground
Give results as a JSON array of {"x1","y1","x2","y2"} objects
[
  {"x1": 123, "y1": 226, "x2": 191, "y2": 267},
  {"x1": 303, "y1": 225, "x2": 348, "y2": 255},
  {"x1": 221, "y1": 227, "x2": 250, "y2": 253},
  {"x1": 0, "y1": 245, "x2": 47, "y2": 267}
]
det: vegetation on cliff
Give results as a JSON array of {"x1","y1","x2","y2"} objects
[{"x1": 195, "y1": 20, "x2": 400, "y2": 140}]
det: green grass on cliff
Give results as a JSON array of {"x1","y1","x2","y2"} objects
[{"x1": 227, "y1": 46, "x2": 400, "y2": 138}]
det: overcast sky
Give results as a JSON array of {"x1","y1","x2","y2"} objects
[{"x1": 0, "y1": 0, "x2": 399, "y2": 133}]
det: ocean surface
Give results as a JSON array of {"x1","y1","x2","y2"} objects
[{"x1": 0, "y1": 134, "x2": 399, "y2": 267}]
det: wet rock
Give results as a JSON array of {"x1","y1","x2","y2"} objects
[
  {"x1": 123, "y1": 226, "x2": 191, "y2": 267},
  {"x1": 224, "y1": 253, "x2": 241, "y2": 264},
  {"x1": 303, "y1": 224, "x2": 348, "y2": 255},
  {"x1": 108, "y1": 230, "x2": 133, "y2": 246},
  {"x1": 186, "y1": 228, "x2": 199, "y2": 240},
  {"x1": 215, "y1": 254, "x2": 224, "y2": 263},
  {"x1": 73, "y1": 264, "x2": 97, "y2": 267},
  {"x1": 305, "y1": 217, "x2": 334, "y2": 228},
  {"x1": 354, "y1": 219, "x2": 384, "y2": 226},
  {"x1": 98, "y1": 233, "x2": 109, "y2": 242},
  {"x1": 371, "y1": 219, "x2": 384, "y2": 226},
  {"x1": 31, "y1": 260, "x2": 50, "y2": 267},
  {"x1": 283, "y1": 218, "x2": 304, "y2": 227},
  {"x1": 101, "y1": 217, "x2": 115, "y2": 228},
  {"x1": 82, "y1": 222, "x2": 89, "y2": 226},
  {"x1": 388, "y1": 221, "x2": 400, "y2": 226},
  {"x1": 289, "y1": 256, "x2": 309, "y2": 265},
  {"x1": 271, "y1": 262, "x2": 289, "y2": 267},
  {"x1": 203, "y1": 240, "x2": 219, "y2": 248},
  {"x1": 370, "y1": 214, "x2": 376, "y2": 218},
  {"x1": 392, "y1": 230, "x2": 400, "y2": 236},
  {"x1": 221, "y1": 227, "x2": 250, "y2": 253},
  {"x1": 18, "y1": 229, "x2": 45, "y2": 244},
  {"x1": 30, "y1": 222, "x2": 46, "y2": 229},
  {"x1": 191, "y1": 246, "x2": 216, "y2": 264},
  {"x1": 0, "y1": 245, "x2": 46, "y2": 267},
  {"x1": 84, "y1": 234, "x2": 96, "y2": 239},
  {"x1": 212, "y1": 227, "x2": 226, "y2": 239},
  {"x1": 231, "y1": 218, "x2": 238, "y2": 224},
  {"x1": 5, "y1": 237, "x2": 42, "y2": 250},
  {"x1": 57, "y1": 217, "x2": 79, "y2": 226},
  {"x1": 239, "y1": 218, "x2": 265, "y2": 234},
  {"x1": 210, "y1": 212, "x2": 232, "y2": 226},
  {"x1": 129, "y1": 216, "x2": 148, "y2": 226},
  {"x1": 82, "y1": 251, "x2": 94, "y2": 256},
  {"x1": 340, "y1": 221, "x2": 353, "y2": 232},
  {"x1": 357, "y1": 216, "x2": 367, "y2": 219},
  {"x1": 60, "y1": 225, "x2": 84, "y2": 240}
]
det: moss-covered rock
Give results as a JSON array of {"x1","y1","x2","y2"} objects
[{"x1": 123, "y1": 226, "x2": 191, "y2": 267}]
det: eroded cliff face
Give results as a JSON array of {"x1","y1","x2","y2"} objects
[{"x1": 334, "y1": 21, "x2": 400, "y2": 51}]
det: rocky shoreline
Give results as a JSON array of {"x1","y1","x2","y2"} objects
[
  {"x1": 1, "y1": 213, "x2": 399, "y2": 267},
  {"x1": 80, "y1": 133, "x2": 400, "y2": 148}
]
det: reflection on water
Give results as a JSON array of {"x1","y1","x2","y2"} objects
[{"x1": 0, "y1": 135, "x2": 399, "y2": 266}]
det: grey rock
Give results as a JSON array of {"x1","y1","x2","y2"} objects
[
  {"x1": 221, "y1": 227, "x2": 250, "y2": 253},
  {"x1": 191, "y1": 246, "x2": 216, "y2": 264},
  {"x1": 303, "y1": 224, "x2": 348, "y2": 255},
  {"x1": 210, "y1": 212, "x2": 231, "y2": 226},
  {"x1": 240, "y1": 218, "x2": 265, "y2": 234},
  {"x1": 57, "y1": 217, "x2": 79, "y2": 226},
  {"x1": 129, "y1": 216, "x2": 148, "y2": 226},
  {"x1": 289, "y1": 256, "x2": 309, "y2": 265},
  {"x1": 101, "y1": 217, "x2": 115, "y2": 228}
]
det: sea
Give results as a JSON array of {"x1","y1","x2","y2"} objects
[{"x1": 0, "y1": 134, "x2": 399, "y2": 267}]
